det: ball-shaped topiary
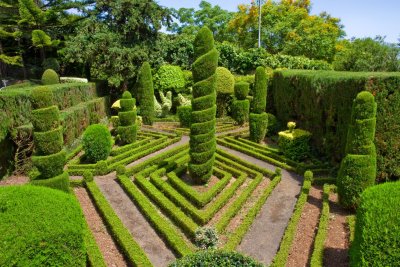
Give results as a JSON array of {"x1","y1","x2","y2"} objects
[
  {"x1": 189, "y1": 26, "x2": 218, "y2": 183},
  {"x1": 0, "y1": 185, "x2": 86, "y2": 266},
  {"x1": 82, "y1": 124, "x2": 113, "y2": 163},
  {"x1": 136, "y1": 62, "x2": 154, "y2": 125},
  {"x1": 154, "y1": 65, "x2": 186, "y2": 93},
  {"x1": 41, "y1": 69, "x2": 59, "y2": 85}
]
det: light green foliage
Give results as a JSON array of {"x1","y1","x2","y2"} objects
[
  {"x1": 278, "y1": 128, "x2": 312, "y2": 161},
  {"x1": 0, "y1": 185, "x2": 86, "y2": 266},
  {"x1": 137, "y1": 62, "x2": 155, "y2": 125},
  {"x1": 194, "y1": 226, "x2": 219, "y2": 250},
  {"x1": 350, "y1": 181, "x2": 400, "y2": 267},
  {"x1": 234, "y1": 81, "x2": 250, "y2": 100},
  {"x1": 82, "y1": 124, "x2": 113, "y2": 163},
  {"x1": 154, "y1": 65, "x2": 186, "y2": 93},
  {"x1": 31, "y1": 86, "x2": 53, "y2": 109},
  {"x1": 118, "y1": 91, "x2": 137, "y2": 144},
  {"x1": 32, "y1": 29, "x2": 52, "y2": 48},
  {"x1": 189, "y1": 26, "x2": 218, "y2": 183},
  {"x1": 249, "y1": 113, "x2": 268, "y2": 143},
  {"x1": 169, "y1": 250, "x2": 263, "y2": 267},
  {"x1": 231, "y1": 100, "x2": 249, "y2": 126},
  {"x1": 41, "y1": 69, "x2": 59, "y2": 85},
  {"x1": 215, "y1": 67, "x2": 235, "y2": 117},
  {"x1": 154, "y1": 95, "x2": 162, "y2": 117},
  {"x1": 338, "y1": 91, "x2": 377, "y2": 209},
  {"x1": 177, "y1": 93, "x2": 191, "y2": 106},
  {"x1": 159, "y1": 91, "x2": 173, "y2": 117}
]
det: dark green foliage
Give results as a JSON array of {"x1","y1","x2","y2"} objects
[
  {"x1": 249, "y1": 113, "x2": 268, "y2": 143},
  {"x1": 266, "y1": 113, "x2": 280, "y2": 136},
  {"x1": 82, "y1": 124, "x2": 112, "y2": 163},
  {"x1": 189, "y1": 27, "x2": 218, "y2": 183},
  {"x1": 278, "y1": 129, "x2": 312, "y2": 161},
  {"x1": 118, "y1": 111, "x2": 136, "y2": 125},
  {"x1": 120, "y1": 98, "x2": 135, "y2": 111},
  {"x1": 31, "y1": 106, "x2": 60, "y2": 132},
  {"x1": 0, "y1": 186, "x2": 86, "y2": 266},
  {"x1": 34, "y1": 127, "x2": 63, "y2": 155},
  {"x1": 338, "y1": 91, "x2": 377, "y2": 209},
  {"x1": 118, "y1": 125, "x2": 138, "y2": 144},
  {"x1": 137, "y1": 62, "x2": 155, "y2": 125},
  {"x1": 31, "y1": 171, "x2": 70, "y2": 193},
  {"x1": 337, "y1": 154, "x2": 376, "y2": 209},
  {"x1": 31, "y1": 86, "x2": 53, "y2": 109},
  {"x1": 32, "y1": 150, "x2": 66, "y2": 179},
  {"x1": 350, "y1": 181, "x2": 400, "y2": 266},
  {"x1": 177, "y1": 105, "x2": 192, "y2": 127},
  {"x1": 169, "y1": 250, "x2": 263, "y2": 267},
  {"x1": 234, "y1": 81, "x2": 250, "y2": 100},
  {"x1": 231, "y1": 99, "x2": 249, "y2": 125},
  {"x1": 118, "y1": 91, "x2": 137, "y2": 144},
  {"x1": 42, "y1": 58, "x2": 60, "y2": 72},
  {"x1": 41, "y1": 69, "x2": 60, "y2": 85},
  {"x1": 252, "y1": 66, "x2": 268, "y2": 114},
  {"x1": 154, "y1": 65, "x2": 186, "y2": 93},
  {"x1": 270, "y1": 70, "x2": 400, "y2": 181},
  {"x1": 122, "y1": 91, "x2": 132, "y2": 99}
]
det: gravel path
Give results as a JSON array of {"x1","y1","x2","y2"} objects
[
  {"x1": 95, "y1": 176, "x2": 176, "y2": 267},
  {"x1": 218, "y1": 145, "x2": 303, "y2": 266},
  {"x1": 0, "y1": 175, "x2": 29, "y2": 186},
  {"x1": 74, "y1": 187, "x2": 127, "y2": 267}
]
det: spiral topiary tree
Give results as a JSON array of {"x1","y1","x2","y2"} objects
[
  {"x1": 249, "y1": 66, "x2": 268, "y2": 143},
  {"x1": 337, "y1": 91, "x2": 377, "y2": 209},
  {"x1": 188, "y1": 26, "x2": 219, "y2": 184},
  {"x1": 118, "y1": 91, "x2": 137, "y2": 144},
  {"x1": 30, "y1": 86, "x2": 69, "y2": 192},
  {"x1": 231, "y1": 81, "x2": 250, "y2": 125},
  {"x1": 137, "y1": 62, "x2": 154, "y2": 125}
]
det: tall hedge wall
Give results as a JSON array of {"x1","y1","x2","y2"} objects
[{"x1": 270, "y1": 70, "x2": 400, "y2": 181}]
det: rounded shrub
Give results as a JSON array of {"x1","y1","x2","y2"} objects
[
  {"x1": 31, "y1": 86, "x2": 53, "y2": 109},
  {"x1": 83, "y1": 170, "x2": 93, "y2": 183},
  {"x1": 154, "y1": 64, "x2": 186, "y2": 93},
  {"x1": 136, "y1": 62, "x2": 154, "y2": 125},
  {"x1": 189, "y1": 26, "x2": 218, "y2": 183},
  {"x1": 234, "y1": 81, "x2": 250, "y2": 100},
  {"x1": 82, "y1": 124, "x2": 112, "y2": 163},
  {"x1": 41, "y1": 68, "x2": 59, "y2": 85},
  {"x1": 350, "y1": 181, "x2": 400, "y2": 267},
  {"x1": 169, "y1": 250, "x2": 263, "y2": 267},
  {"x1": 215, "y1": 67, "x2": 234, "y2": 117},
  {"x1": 0, "y1": 185, "x2": 86, "y2": 266}
]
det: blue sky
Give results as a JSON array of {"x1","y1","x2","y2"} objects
[{"x1": 157, "y1": 0, "x2": 400, "y2": 44}]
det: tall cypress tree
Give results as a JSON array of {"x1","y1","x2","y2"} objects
[
  {"x1": 136, "y1": 61, "x2": 155, "y2": 125},
  {"x1": 188, "y1": 27, "x2": 219, "y2": 184}
]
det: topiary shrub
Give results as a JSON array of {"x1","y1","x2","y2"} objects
[
  {"x1": 83, "y1": 170, "x2": 93, "y2": 183},
  {"x1": 82, "y1": 124, "x2": 112, "y2": 163},
  {"x1": 195, "y1": 226, "x2": 219, "y2": 250},
  {"x1": 278, "y1": 122, "x2": 312, "y2": 161},
  {"x1": 169, "y1": 250, "x2": 263, "y2": 267},
  {"x1": 183, "y1": 70, "x2": 193, "y2": 92},
  {"x1": 231, "y1": 81, "x2": 250, "y2": 125},
  {"x1": 154, "y1": 65, "x2": 186, "y2": 93},
  {"x1": 118, "y1": 91, "x2": 137, "y2": 144},
  {"x1": 41, "y1": 69, "x2": 59, "y2": 85},
  {"x1": 0, "y1": 185, "x2": 86, "y2": 266},
  {"x1": 136, "y1": 62, "x2": 154, "y2": 125},
  {"x1": 249, "y1": 66, "x2": 268, "y2": 142},
  {"x1": 31, "y1": 86, "x2": 53, "y2": 109},
  {"x1": 234, "y1": 81, "x2": 250, "y2": 100},
  {"x1": 177, "y1": 105, "x2": 192, "y2": 127},
  {"x1": 159, "y1": 91, "x2": 173, "y2": 117},
  {"x1": 215, "y1": 67, "x2": 235, "y2": 117},
  {"x1": 350, "y1": 181, "x2": 400, "y2": 267},
  {"x1": 266, "y1": 113, "x2": 280, "y2": 136},
  {"x1": 338, "y1": 91, "x2": 377, "y2": 209},
  {"x1": 189, "y1": 27, "x2": 218, "y2": 184}
]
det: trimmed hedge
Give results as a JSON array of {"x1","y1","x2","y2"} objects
[
  {"x1": 82, "y1": 124, "x2": 113, "y2": 163},
  {"x1": 31, "y1": 86, "x2": 53, "y2": 109},
  {"x1": 189, "y1": 26, "x2": 218, "y2": 183},
  {"x1": 86, "y1": 181, "x2": 153, "y2": 266},
  {"x1": 234, "y1": 81, "x2": 250, "y2": 100},
  {"x1": 270, "y1": 70, "x2": 400, "y2": 181},
  {"x1": 32, "y1": 150, "x2": 66, "y2": 179},
  {"x1": 216, "y1": 67, "x2": 235, "y2": 117},
  {"x1": 136, "y1": 61, "x2": 155, "y2": 125},
  {"x1": 231, "y1": 99, "x2": 249, "y2": 126},
  {"x1": 249, "y1": 112, "x2": 268, "y2": 143},
  {"x1": 31, "y1": 105, "x2": 60, "y2": 131},
  {"x1": 41, "y1": 69, "x2": 59, "y2": 85},
  {"x1": 118, "y1": 91, "x2": 137, "y2": 144},
  {"x1": 169, "y1": 250, "x2": 263, "y2": 267},
  {"x1": 31, "y1": 171, "x2": 70, "y2": 193},
  {"x1": 34, "y1": 126, "x2": 63, "y2": 155},
  {"x1": 0, "y1": 185, "x2": 86, "y2": 266},
  {"x1": 350, "y1": 181, "x2": 400, "y2": 267},
  {"x1": 278, "y1": 128, "x2": 312, "y2": 161},
  {"x1": 251, "y1": 66, "x2": 268, "y2": 114}
]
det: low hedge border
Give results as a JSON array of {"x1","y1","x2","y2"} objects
[
  {"x1": 309, "y1": 184, "x2": 332, "y2": 267},
  {"x1": 85, "y1": 181, "x2": 152, "y2": 267},
  {"x1": 69, "y1": 178, "x2": 84, "y2": 188},
  {"x1": 167, "y1": 165, "x2": 232, "y2": 208},
  {"x1": 110, "y1": 138, "x2": 151, "y2": 156},
  {"x1": 270, "y1": 179, "x2": 312, "y2": 267},
  {"x1": 118, "y1": 174, "x2": 194, "y2": 257},
  {"x1": 224, "y1": 174, "x2": 282, "y2": 250},
  {"x1": 66, "y1": 145, "x2": 83, "y2": 161}
]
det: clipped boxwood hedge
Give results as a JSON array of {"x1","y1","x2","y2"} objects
[
  {"x1": 350, "y1": 181, "x2": 400, "y2": 267},
  {"x1": 0, "y1": 185, "x2": 86, "y2": 266},
  {"x1": 169, "y1": 250, "x2": 263, "y2": 267}
]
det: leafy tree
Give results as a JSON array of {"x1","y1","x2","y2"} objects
[
  {"x1": 333, "y1": 36, "x2": 400, "y2": 72},
  {"x1": 63, "y1": 0, "x2": 171, "y2": 90},
  {"x1": 228, "y1": 0, "x2": 343, "y2": 61}
]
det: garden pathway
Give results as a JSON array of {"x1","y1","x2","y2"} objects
[
  {"x1": 95, "y1": 176, "x2": 176, "y2": 267},
  {"x1": 217, "y1": 145, "x2": 303, "y2": 266}
]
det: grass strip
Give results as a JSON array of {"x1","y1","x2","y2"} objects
[
  {"x1": 118, "y1": 175, "x2": 193, "y2": 257},
  {"x1": 86, "y1": 181, "x2": 152, "y2": 267},
  {"x1": 270, "y1": 179, "x2": 312, "y2": 267},
  {"x1": 309, "y1": 184, "x2": 332, "y2": 267}
]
